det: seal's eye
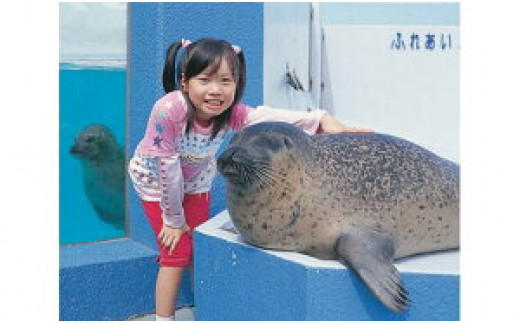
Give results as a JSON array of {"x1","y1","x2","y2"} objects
[
  {"x1": 253, "y1": 137, "x2": 281, "y2": 151},
  {"x1": 283, "y1": 138, "x2": 293, "y2": 149}
]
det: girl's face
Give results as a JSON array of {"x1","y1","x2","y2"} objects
[{"x1": 183, "y1": 57, "x2": 237, "y2": 123}]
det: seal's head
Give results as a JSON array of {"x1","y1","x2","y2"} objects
[
  {"x1": 217, "y1": 122, "x2": 314, "y2": 250},
  {"x1": 217, "y1": 122, "x2": 310, "y2": 191},
  {"x1": 70, "y1": 124, "x2": 118, "y2": 161}
]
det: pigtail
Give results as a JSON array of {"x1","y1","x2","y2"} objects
[
  {"x1": 235, "y1": 50, "x2": 247, "y2": 103},
  {"x1": 162, "y1": 41, "x2": 183, "y2": 93}
]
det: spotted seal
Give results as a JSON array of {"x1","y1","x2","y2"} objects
[
  {"x1": 217, "y1": 122, "x2": 459, "y2": 313},
  {"x1": 70, "y1": 124, "x2": 125, "y2": 229}
]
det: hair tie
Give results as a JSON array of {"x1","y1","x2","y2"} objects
[
  {"x1": 181, "y1": 38, "x2": 192, "y2": 48},
  {"x1": 231, "y1": 45, "x2": 242, "y2": 54}
]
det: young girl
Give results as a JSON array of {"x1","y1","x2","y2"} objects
[{"x1": 129, "y1": 38, "x2": 370, "y2": 320}]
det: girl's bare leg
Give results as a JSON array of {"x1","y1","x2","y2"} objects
[{"x1": 155, "y1": 266, "x2": 185, "y2": 319}]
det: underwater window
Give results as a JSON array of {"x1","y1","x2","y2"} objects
[{"x1": 59, "y1": 3, "x2": 127, "y2": 244}]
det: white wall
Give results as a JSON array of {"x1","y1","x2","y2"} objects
[
  {"x1": 321, "y1": 25, "x2": 459, "y2": 162},
  {"x1": 263, "y1": 2, "x2": 314, "y2": 111},
  {"x1": 262, "y1": 3, "x2": 459, "y2": 162}
]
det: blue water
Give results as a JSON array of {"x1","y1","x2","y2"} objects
[{"x1": 59, "y1": 64, "x2": 126, "y2": 244}]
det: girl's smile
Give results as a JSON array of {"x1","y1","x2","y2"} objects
[
  {"x1": 183, "y1": 58, "x2": 237, "y2": 123},
  {"x1": 203, "y1": 99, "x2": 224, "y2": 110}
]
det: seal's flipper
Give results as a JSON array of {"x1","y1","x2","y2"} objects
[{"x1": 335, "y1": 230, "x2": 410, "y2": 313}]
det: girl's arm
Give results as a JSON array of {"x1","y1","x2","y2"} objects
[
  {"x1": 317, "y1": 113, "x2": 373, "y2": 134},
  {"x1": 134, "y1": 92, "x2": 188, "y2": 227},
  {"x1": 157, "y1": 155, "x2": 191, "y2": 253},
  {"x1": 157, "y1": 155, "x2": 185, "y2": 228},
  {"x1": 236, "y1": 105, "x2": 325, "y2": 134},
  {"x1": 128, "y1": 154, "x2": 188, "y2": 252},
  {"x1": 233, "y1": 104, "x2": 372, "y2": 134}
]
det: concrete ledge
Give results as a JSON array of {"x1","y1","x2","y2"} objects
[{"x1": 194, "y1": 211, "x2": 459, "y2": 320}]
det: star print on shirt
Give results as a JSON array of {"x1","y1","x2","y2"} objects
[
  {"x1": 163, "y1": 100, "x2": 173, "y2": 109},
  {"x1": 153, "y1": 136, "x2": 163, "y2": 148},
  {"x1": 155, "y1": 123, "x2": 165, "y2": 133},
  {"x1": 155, "y1": 110, "x2": 168, "y2": 121}
]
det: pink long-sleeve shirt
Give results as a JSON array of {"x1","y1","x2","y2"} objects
[{"x1": 128, "y1": 90, "x2": 325, "y2": 228}]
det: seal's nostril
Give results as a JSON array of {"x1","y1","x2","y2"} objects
[{"x1": 220, "y1": 148, "x2": 238, "y2": 162}]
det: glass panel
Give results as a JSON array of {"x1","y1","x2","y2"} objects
[{"x1": 59, "y1": 3, "x2": 127, "y2": 244}]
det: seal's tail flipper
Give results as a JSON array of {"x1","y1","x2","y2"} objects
[{"x1": 335, "y1": 229, "x2": 410, "y2": 313}]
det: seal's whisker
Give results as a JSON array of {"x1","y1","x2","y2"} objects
[
  {"x1": 232, "y1": 160, "x2": 289, "y2": 188},
  {"x1": 254, "y1": 165, "x2": 280, "y2": 176},
  {"x1": 249, "y1": 168, "x2": 268, "y2": 184},
  {"x1": 247, "y1": 168, "x2": 273, "y2": 187},
  {"x1": 255, "y1": 167, "x2": 279, "y2": 186},
  {"x1": 240, "y1": 165, "x2": 255, "y2": 185}
]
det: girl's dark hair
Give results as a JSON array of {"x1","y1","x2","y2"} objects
[{"x1": 162, "y1": 38, "x2": 246, "y2": 139}]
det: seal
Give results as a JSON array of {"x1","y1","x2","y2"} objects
[
  {"x1": 217, "y1": 122, "x2": 459, "y2": 313},
  {"x1": 70, "y1": 124, "x2": 126, "y2": 229}
]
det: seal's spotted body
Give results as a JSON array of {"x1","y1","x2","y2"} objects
[
  {"x1": 217, "y1": 122, "x2": 459, "y2": 313},
  {"x1": 307, "y1": 134, "x2": 459, "y2": 259}
]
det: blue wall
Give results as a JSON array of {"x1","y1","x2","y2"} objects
[
  {"x1": 60, "y1": 3, "x2": 263, "y2": 320},
  {"x1": 195, "y1": 213, "x2": 459, "y2": 320}
]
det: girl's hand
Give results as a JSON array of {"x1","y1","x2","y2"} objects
[
  {"x1": 158, "y1": 224, "x2": 191, "y2": 254},
  {"x1": 318, "y1": 113, "x2": 373, "y2": 134}
]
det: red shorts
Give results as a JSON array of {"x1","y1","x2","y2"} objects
[{"x1": 141, "y1": 193, "x2": 210, "y2": 267}]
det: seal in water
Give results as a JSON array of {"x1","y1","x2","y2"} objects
[
  {"x1": 217, "y1": 122, "x2": 459, "y2": 313},
  {"x1": 70, "y1": 124, "x2": 125, "y2": 229}
]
